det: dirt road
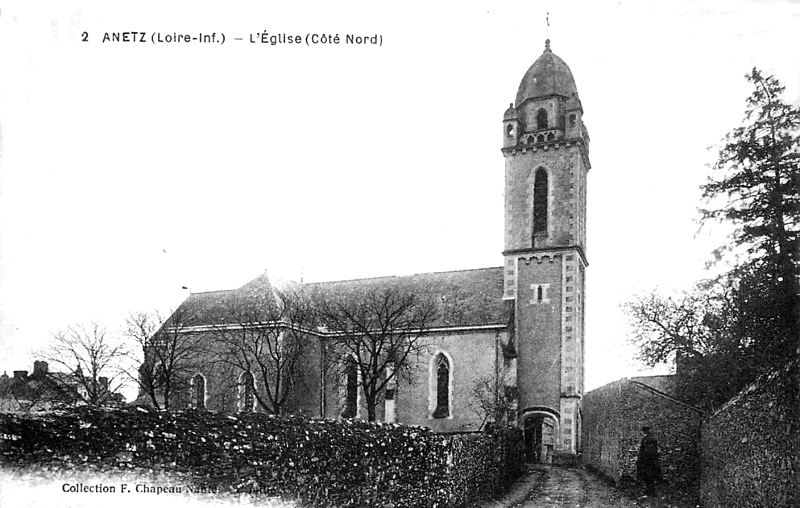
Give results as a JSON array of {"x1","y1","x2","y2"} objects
[{"x1": 484, "y1": 466, "x2": 682, "y2": 508}]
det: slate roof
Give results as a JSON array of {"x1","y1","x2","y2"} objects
[
  {"x1": 515, "y1": 40, "x2": 581, "y2": 109},
  {"x1": 0, "y1": 363, "x2": 123, "y2": 409},
  {"x1": 174, "y1": 267, "x2": 510, "y2": 331},
  {"x1": 174, "y1": 289, "x2": 245, "y2": 327}
]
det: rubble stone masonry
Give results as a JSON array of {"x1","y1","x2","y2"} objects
[
  {"x1": 700, "y1": 358, "x2": 799, "y2": 508},
  {"x1": 582, "y1": 378, "x2": 704, "y2": 500}
]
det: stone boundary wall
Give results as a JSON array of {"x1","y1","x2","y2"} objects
[
  {"x1": 0, "y1": 407, "x2": 524, "y2": 507},
  {"x1": 445, "y1": 428, "x2": 525, "y2": 507},
  {"x1": 582, "y1": 379, "x2": 703, "y2": 498},
  {"x1": 700, "y1": 359, "x2": 799, "y2": 508}
]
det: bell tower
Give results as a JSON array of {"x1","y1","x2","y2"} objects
[{"x1": 502, "y1": 40, "x2": 590, "y2": 459}]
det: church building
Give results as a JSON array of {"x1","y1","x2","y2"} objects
[{"x1": 149, "y1": 40, "x2": 590, "y2": 462}]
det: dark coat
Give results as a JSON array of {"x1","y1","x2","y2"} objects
[{"x1": 636, "y1": 434, "x2": 662, "y2": 482}]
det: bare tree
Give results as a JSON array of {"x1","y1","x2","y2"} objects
[
  {"x1": 313, "y1": 280, "x2": 438, "y2": 422},
  {"x1": 212, "y1": 285, "x2": 315, "y2": 415},
  {"x1": 624, "y1": 71, "x2": 800, "y2": 412},
  {"x1": 472, "y1": 373, "x2": 517, "y2": 430},
  {"x1": 124, "y1": 307, "x2": 206, "y2": 410},
  {"x1": 623, "y1": 277, "x2": 769, "y2": 410},
  {"x1": 44, "y1": 322, "x2": 128, "y2": 406},
  {"x1": 0, "y1": 379, "x2": 18, "y2": 412},
  {"x1": 624, "y1": 289, "x2": 720, "y2": 368}
]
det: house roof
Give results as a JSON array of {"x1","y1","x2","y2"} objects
[
  {"x1": 174, "y1": 266, "x2": 510, "y2": 331},
  {"x1": 0, "y1": 365, "x2": 89, "y2": 407}
]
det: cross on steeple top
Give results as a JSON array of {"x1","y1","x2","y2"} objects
[{"x1": 544, "y1": 11, "x2": 552, "y2": 52}]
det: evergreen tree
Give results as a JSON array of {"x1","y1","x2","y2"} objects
[
  {"x1": 700, "y1": 68, "x2": 799, "y2": 363},
  {"x1": 626, "y1": 70, "x2": 799, "y2": 409}
]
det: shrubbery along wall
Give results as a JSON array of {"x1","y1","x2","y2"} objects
[{"x1": 0, "y1": 406, "x2": 524, "y2": 507}]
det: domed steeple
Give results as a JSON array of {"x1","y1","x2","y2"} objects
[
  {"x1": 515, "y1": 40, "x2": 580, "y2": 109},
  {"x1": 501, "y1": 36, "x2": 592, "y2": 462},
  {"x1": 502, "y1": 39, "x2": 588, "y2": 150}
]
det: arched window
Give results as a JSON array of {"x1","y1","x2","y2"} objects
[
  {"x1": 342, "y1": 357, "x2": 358, "y2": 418},
  {"x1": 239, "y1": 371, "x2": 255, "y2": 412},
  {"x1": 533, "y1": 168, "x2": 548, "y2": 235},
  {"x1": 432, "y1": 353, "x2": 451, "y2": 419},
  {"x1": 536, "y1": 109, "x2": 548, "y2": 130},
  {"x1": 191, "y1": 373, "x2": 206, "y2": 409}
]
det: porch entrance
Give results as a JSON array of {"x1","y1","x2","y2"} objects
[{"x1": 521, "y1": 410, "x2": 558, "y2": 464}]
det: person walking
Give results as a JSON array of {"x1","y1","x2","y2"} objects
[{"x1": 636, "y1": 426, "x2": 662, "y2": 496}]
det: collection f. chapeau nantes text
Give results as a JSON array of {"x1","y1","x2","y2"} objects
[
  {"x1": 62, "y1": 483, "x2": 224, "y2": 495},
  {"x1": 85, "y1": 31, "x2": 383, "y2": 46}
]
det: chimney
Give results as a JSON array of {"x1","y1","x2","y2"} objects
[
  {"x1": 13, "y1": 370, "x2": 28, "y2": 382},
  {"x1": 99, "y1": 376, "x2": 109, "y2": 390},
  {"x1": 33, "y1": 361, "x2": 49, "y2": 376}
]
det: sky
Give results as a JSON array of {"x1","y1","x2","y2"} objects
[{"x1": 1, "y1": 0, "x2": 799, "y2": 397}]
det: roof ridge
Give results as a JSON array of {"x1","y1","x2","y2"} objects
[
  {"x1": 189, "y1": 289, "x2": 234, "y2": 295},
  {"x1": 306, "y1": 274, "x2": 398, "y2": 285},
  {"x1": 306, "y1": 266, "x2": 504, "y2": 285}
]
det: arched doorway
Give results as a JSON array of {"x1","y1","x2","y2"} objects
[{"x1": 520, "y1": 408, "x2": 559, "y2": 464}]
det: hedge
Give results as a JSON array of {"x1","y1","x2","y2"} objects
[{"x1": 0, "y1": 407, "x2": 523, "y2": 507}]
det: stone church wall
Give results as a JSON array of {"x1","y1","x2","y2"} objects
[
  {"x1": 322, "y1": 330, "x2": 504, "y2": 431},
  {"x1": 700, "y1": 359, "x2": 798, "y2": 508},
  {"x1": 401, "y1": 330, "x2": 504, "y2": 431},
  {"x1": 582, "y1": 378, "x2": 703, "y2": 498},
  {"x1": 142, "y1": 330, "x2": 324, "y2": 416}
]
